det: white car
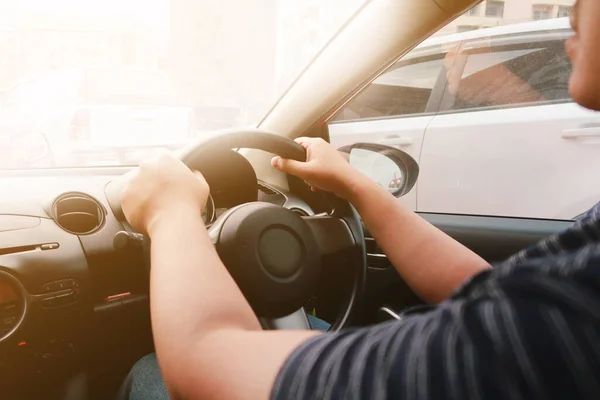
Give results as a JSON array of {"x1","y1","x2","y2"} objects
[
  {"x1": 0, "y1": 67, "x2": 194, "y2": 167},
  {"x1": 329, "y1": 18, "x2": 600, "y2": 220}
]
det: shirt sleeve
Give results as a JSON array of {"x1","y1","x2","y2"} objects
[{"x1": 270, "y1": 267, "x2": 600, "y2": 400}]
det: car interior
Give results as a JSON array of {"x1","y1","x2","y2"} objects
[{"x1": 0, "y1": 0, "x2": 577, "y2": 399}]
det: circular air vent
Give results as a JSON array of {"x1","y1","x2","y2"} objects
[{"x1": 53, "y1": 193, "x2": 105, "y2": 235}]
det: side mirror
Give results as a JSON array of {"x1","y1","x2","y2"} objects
[{"x1": 338, "y1": 143, "x2": 419, "y2": 198}]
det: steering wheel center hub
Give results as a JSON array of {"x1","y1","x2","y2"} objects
[
  {"x1": 258, "y1": 228, "x2": 303, "y2": 278},
  {"x1": 217, "y1": 202, "x2": 321, "y2": 318}
]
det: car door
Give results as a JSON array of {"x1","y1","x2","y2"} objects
[
  {"x1": 360, "y1": 212, "x2": 575, "y2": 324},
  {"x1": 328, "y1": 43, "x2": 458, "y2": 209},
  {"x1": 418, "y1": 28, "x2": 600, "y2": 220}
]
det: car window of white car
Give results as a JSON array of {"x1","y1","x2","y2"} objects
[
  {"x1": 330, "y1": 45, "x2": 451, "y2": 123},
  {"x1": 438, "y1": 30, "x2": 572, "y2": 112}
]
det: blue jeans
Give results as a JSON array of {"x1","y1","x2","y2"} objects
[
  {"x1": 117, "y1": 315, "x2": 330, "y2": 399},
  {"x1": 117, "y1": 353, "x2": 168, "y2": 400}
]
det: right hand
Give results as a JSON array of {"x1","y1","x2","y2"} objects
[
  {"x1": 122, "y1": 153, "x2": 210, "y2": 236},
  {"x1": 271, "y1": 137, "x2": 367, "y2": 200}
]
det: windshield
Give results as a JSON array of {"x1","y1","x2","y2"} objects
[{"x1": 0, "y1": 0, "x2": 366, "y2": 169}]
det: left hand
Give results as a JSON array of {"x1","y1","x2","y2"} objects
[
  {"x1": 121, "y1": 153, "x2": 210, "y2": 236},
  {"x1": 271, "y1": 137, "x2": 363, "y2": 200}
]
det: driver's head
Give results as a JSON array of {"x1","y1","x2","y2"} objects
[{"x1": 567, "y1": 0, "x2": 600, "y2": 111}]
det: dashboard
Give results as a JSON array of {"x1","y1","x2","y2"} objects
[
  {"x1": 203, "y1": 195, "x2": 237, "y2": 225},
  {"x1": 0, "y1": 152, "x2": 323, "y2": 392}
]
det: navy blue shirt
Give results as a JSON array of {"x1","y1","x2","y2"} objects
[{"x1": 272, "y1": 203, "x2": 600, "y2": 400}]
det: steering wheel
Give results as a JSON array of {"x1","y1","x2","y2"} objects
[{"x1": 105, "y1": 129, "x2": 366, "y2": 331}]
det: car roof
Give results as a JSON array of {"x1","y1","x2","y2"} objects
[{"x1": 416, "y1": 17, "x2": 572, "y2": 48}]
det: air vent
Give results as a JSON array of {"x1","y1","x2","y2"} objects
[
  {"x1": 258, "y1": 182, "x2": 278, "y2": 195},
  {"x1": 53, "y1": 193, "x2": 105, "y2": 235}
]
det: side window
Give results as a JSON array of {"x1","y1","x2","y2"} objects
[
  {"x1": 331, "y1": 46, "x2": 451, "y2": 122},
  {"x1": 442, "y1": 32, "x2": 572, "y2": 112}
]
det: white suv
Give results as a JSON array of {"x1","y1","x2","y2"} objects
[{"x1": 329, "y1": 18, "x2": 600, "y2": 221}]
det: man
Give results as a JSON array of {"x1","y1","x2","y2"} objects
[{"x1": 119, "y1": 0, "x2": 600, "y2": 398}]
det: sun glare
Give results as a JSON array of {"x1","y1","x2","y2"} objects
[{"x1": 0, "y1": 0, "x2": 169, "y2": 33}]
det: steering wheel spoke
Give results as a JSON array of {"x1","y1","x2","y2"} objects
[
  {"x1": 302, "y1": 215, "x2": 356, "y2": 257},
  {"x1": 260, "y1": 308, "x2": 311, "y2": 330}
]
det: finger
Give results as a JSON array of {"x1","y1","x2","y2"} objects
[
  {"x1": 193, "y1": 170, "x2": 206, "y2": 180},
  {"x1": 153, "y1": 149, "x2": 176, "y2": 165},
  {"x1": 193, "y1": 171, "x2": 211, "y2": 192},
  {"x1": 294, "y1": 137, "x2": 311, "y2": 144},
  {"x1": 271, "y1": 156, "x2": 308, "y2": 176},
  {"x1": 294, "y1": 137, "x2": 318, "y2": 149},
  {"x1": 303, "y1": 180, "x2": 318, "y2": 192},
  {"x1": 271, "y1": 156, "x2": 281, "y2": 169}
]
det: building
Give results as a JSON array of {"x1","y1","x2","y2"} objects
[
  {"x1": 0, "y1": 13, "x2": 161, "y2": 90},
  {"x1": 275, "y1": 0, "x2": 364, "y2": 94},
  {"x1": 169, "y1": 0, "x2": 279, "y2": 128},
  {"x1": 436, "y1": 0, "x2": 575, "y2": 35},
  {"x1": 169, "y1": 0, "x2": 364, "y2": 129}
]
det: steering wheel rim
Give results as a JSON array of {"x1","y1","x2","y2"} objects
[{"x1": 105, "y1": 128, "x2": 366, "y2": 331}]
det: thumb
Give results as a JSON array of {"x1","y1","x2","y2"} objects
[
  {"x1": 193, "y1": 170, "x2": 208, "y2": 183},
  {"x1": 271, "y1": 156, "x2": 308, "y2": 177}
]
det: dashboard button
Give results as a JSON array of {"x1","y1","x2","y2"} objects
[
  {"x1": 2, "y1": 316, "x2": 16, "y2": 327},
  {"x1": 40, "y1": 243, "x2": 60, "y2": 251},
  {"x1": 2, "y1": 303, "x2": 17, "y2": 312},
  {"x1": 42, "y1": 282, "x2": 60, "y2": 292},
  {"x1": 54, "y1": 293, "x2": 71, "y2": 306},
  {"x1": 41, "y1": 297, "x2": 56, "y2": 307},
  {"x1": 65, "y1": 279, "x2": 78, "y2": 288}
]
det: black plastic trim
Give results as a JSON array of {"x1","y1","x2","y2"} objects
[{"x1": 372, "y1": 213, "x2": 574, "y2": 263}]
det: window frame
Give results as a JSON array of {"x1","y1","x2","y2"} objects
[
  {"x1": 436, "y1": 29, "x2": 574, "y2": 116},
  {"x1": 485, "y1": 0, "x2": 505, "y2": 18},
  {"x1": 467, "y1": 4, "x2": 481, "y2": 16},
  {"x1": 557, "y1": 6, "x2": 572, "y2": 18},
  {"x1": 329, "y1": 44, "x2": 461, "y2": 125},
  {"x1": 533, "y1": 10, "x2": 550, "y2": 20}
]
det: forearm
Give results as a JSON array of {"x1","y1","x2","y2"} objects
[
  {"x1": 346, "y1": 176, "x2": 491, "y2": 303},
  {"x1": 148, "y1": 206, "x2": 261, "y2": 397}
]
